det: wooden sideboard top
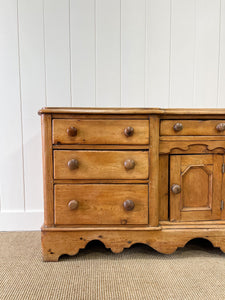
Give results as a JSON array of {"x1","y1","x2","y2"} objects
[{"x1": 38, "y1": 107, "x2": 225, "y2": 115}]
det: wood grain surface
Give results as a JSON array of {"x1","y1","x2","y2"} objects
[
  {"x1": 54, "y1": 184, "x2": 148, "y2": 225},
  {"x1": 170, "y1": 154, "x2": 222, "y2": 222},
  {"x1": 161, "y1": 120, "x2": 225, "y2": 136},
  {"x1": 53, "y1": 119, "x2": 149, "y2": 144},
  {"x1": 41, "y1": 114, "x2": 54, "y2": 226},
  {"x1": 54, "y1": 150, "x2": 149, "y2": 180},
  {"x1": 40, "y1": 108, "x2": 225, "y2": 261}
]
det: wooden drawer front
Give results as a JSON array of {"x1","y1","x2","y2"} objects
[
  {"x1": 160, "y1": 120, "x2": 225, "y2": 136},
  {"x1": 53, "y1": 119, "x2": 149, "y2": 144},
  {"x1": 54, "y1": 150, "x2": 148, "y2": 180},
  {"x1": 54, "y1": 184, "x2": 148, "y2": 225}
]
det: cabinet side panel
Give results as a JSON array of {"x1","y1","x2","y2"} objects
[
  {"x1": 222, "y1": 156, "x2": 225, "y2": 220},
  {"x1": 170, "y1": 155, "x2": 181, "y2": 221},
  {"x1": 41, "y1": 114, "x2": 53, "y2": 226},
  {"x1": 149, "y1": 115, "x2": 160, "y2": 226},
  {"x1": 211, "y1": 154, "x2": 223, "y2": 220},
  {"x1": 159, "y1": 155, "x2": 169, "y2": 221}
]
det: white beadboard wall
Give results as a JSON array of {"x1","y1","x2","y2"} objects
[{"x1": 0, "y1": 0, "x2": 225, "y2": 230}]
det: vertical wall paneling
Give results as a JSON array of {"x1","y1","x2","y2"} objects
[
  {"x1": 0, "y1": 0, "x2": 25, "y2": 211},
  {"x1": 18, "y1": 0, "x2": 45, "y2": 211},
  {"x1": 96, "y1": 0, "x2": 121, "y2": 107},
  {"x1": 70, "y1": 0, "x2": 95, "y2": 107},
  {"x1": 194, "y1": 0, "x2": 220, "y2": 107},
  {"x1": 121, "y1": 0, "x2": 146, "y2": 107},
  {"x1": 146, "y1": 0, "x2": 171, "y2": 108},
  {"x1": 44, "y1": 0, "x2": 71, "y2": 106},
  {"x1": 218, "y1": 0, "x2": 225, "y2": 107},
  {"x1": 169, "y1": 0, "x2": 196, "y2": 108}
]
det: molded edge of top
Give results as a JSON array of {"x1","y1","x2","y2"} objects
[{"x1": 38, "y1": 107, "x2": 225, "y2": 115}]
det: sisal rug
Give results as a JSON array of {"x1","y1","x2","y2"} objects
[{"x1": 0, "y1": 231, "x2": 225, "y2": 300}]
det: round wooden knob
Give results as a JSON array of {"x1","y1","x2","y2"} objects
[
  {"x1": 68, "y1": 159, "x2": 79, "y2": 170},
  {"x1": 171, "y1": 184, "x2": 181, "y2": 194},
  {"x1": 68, "y1": 200, "x2": 79, "y2": 210},
  {"x1": 67, "y1": 126, "x2": 77, "y2": 137},
  {"x1": 173, "y1": 122, "x2": 183, "y2": 132},
  {"x1": 124, "y1": 159, "x2": 135, "y2": 170},
  {"x1": 216, "y1": 123, "x2": 225, "y2": 132},
  {"x1": 124, "y1": 126, "x2": 134, "y2": 137},
  {"x1": 123, "y1": 199, "x2": 135, "y2": 211}
]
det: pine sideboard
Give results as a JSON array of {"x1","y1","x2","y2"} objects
[{"x1": 39, "y1": 107, "x2": 225, "y2": 261}]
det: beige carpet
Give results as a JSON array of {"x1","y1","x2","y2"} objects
[{"x1": 0, "y1": 232, "x2": 225, "y2": 300}]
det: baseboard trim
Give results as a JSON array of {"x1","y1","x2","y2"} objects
[{"x1": 0, "y1": 211, "x2": 43, "y2": 231}]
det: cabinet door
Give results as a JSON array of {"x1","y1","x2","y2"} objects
[{"x1": 170, "y1": 154, "x2": 223, "y2": 222}]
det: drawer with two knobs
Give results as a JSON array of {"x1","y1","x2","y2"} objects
[
  {"x1": 54, "y1": 150, "x2": 149, "y2": 180},
  {"x1": 53, "y1": 119, "x2": 149, "y2": 145},
  {"x1": 54, "y1": 184, "x2": 148, "y2": 225},
  {"x1": 160, "y1": 120, "x2": 225, "y2": 136}
]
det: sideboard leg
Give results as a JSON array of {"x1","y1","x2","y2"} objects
[{"x1": 42, "y1": 250, "x2": 60, "y2": 262}]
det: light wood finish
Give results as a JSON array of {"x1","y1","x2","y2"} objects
[
  {"x1": 41, "y1": 114, "x2": 54, "y2": 226},
  {"x1": 160, "y1": 136, "x2": 225, "y2": 141},
  {"x1": 45, "y1": 225, "x2": 161, "y2": 231},
  {"x1": 160, "y1": 220, "x2": 225, "y2": 226},
  {"x1": 159, "y1": 155, "x2": 168, "y2": 221},
  {"x1": 53, "y1": 119, "x2": 149, "y2": 145},
  {"x1": 161, "y1": 109, "x2": 225, "y2": 115},
  {"x1": 222, "y1": 156, "x2": 225, "y2": 220},
  {"x1": 39, "y1": 107, "x2": 225, "y2": 115},
  {"x1": 54, "y1": 150, "x2": 149, "y2": 180},
  {"x1": 53, "y1": 144, "x2": 149, "y2": 150},
  {"x1": 54, "y1": 179, "x2": 149, "y2": 184},
  {"x1": 149, "y1": 115, "x2": 160, "y2": 226},
  {"x1": 39, "y1": 107, "x2": 225, "y2": 261},
  {"x1": 160, "y1": 141, "x2": 225, "y2": 154},
  {"x1": 170, "y1": 154, "x2": 222, "y2": 222},
  {"x1": 54, "y1": 184, "x2": 148, "y2": 225},
  {"x1": 41, "y1": 227, "x2": 225, "y2": 261},
  {"x1": 39, "y1": 107, "x2": 162, "y2": 115},
  {"x1": 52, "y1": 114, "x2": 149, "y2": 120},
  {"x1": 161, "y1": 120, "x2": 225, "y2": 136},
  {"x1": 161, "y1": 224, "x2": 225, "y2": 229},
  {"x1": 160, "y1": 115, "x2": 225, "y2": 120}
]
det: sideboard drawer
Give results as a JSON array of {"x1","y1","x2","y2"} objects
[
  {"x1": 53, "y1": 119, "x2": 149, "y2": 144},
  {"x1": 160, "y1": 120, "x2": 225, "y2": 136},
  {"x1": 54, "y1": 150, "x2": 149, "y2": 180},
  {"x1": 54, "y1": 184, "x2": 148, "y2": 225}
]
